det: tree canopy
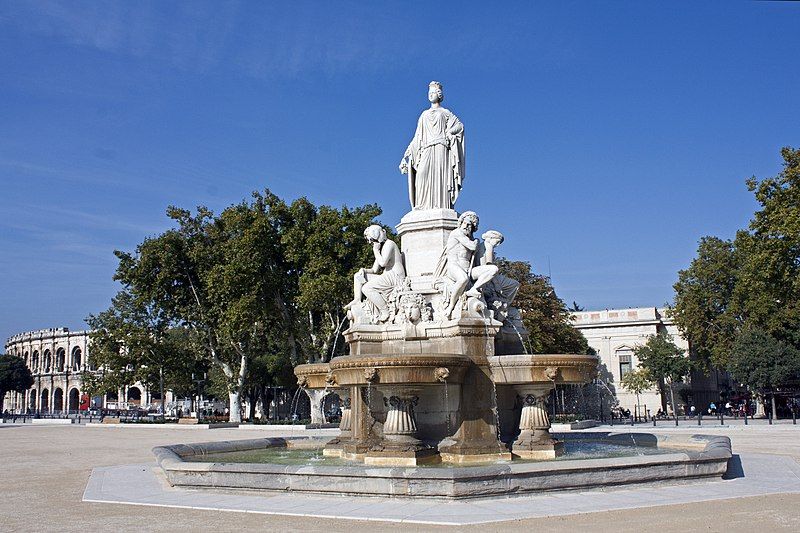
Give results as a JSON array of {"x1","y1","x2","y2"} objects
[
  {"x1": 497, "y1": 259, "x2": 590, "y2": 354},
  {"x1": 0, "y1": 355, "x2": 34, "y2": 412},
  {"x1": 728, "y1": 328, "x2": 800, "y2": 392},
  {"x1": 672, "y1": 147, "x2": 800, "y2": 390},
  {"x1": 92, "y1": 190, "x2": 381, "y2": 421}
]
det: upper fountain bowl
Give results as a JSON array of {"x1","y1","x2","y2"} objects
[
  {"x1": 328, "y1": 353, "x2": 471, "y2": 386},
  {"x1": 487, "y1": 354, "x2": 599, "y2": 385}
]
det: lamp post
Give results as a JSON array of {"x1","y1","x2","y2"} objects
[{"x1": 192, "y1": 372, "x2": 207, "y2": 420}]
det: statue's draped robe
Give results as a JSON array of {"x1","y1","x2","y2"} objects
[{"x1": 404, "y1": 107, "x2": 465, "y2": 210}]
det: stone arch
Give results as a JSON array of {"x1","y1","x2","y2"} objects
[
  {"x1": 68, "y1": 388, "x2": 80, "y2": 411},
  {"x1": 23, "y1": 351, "x2": 29, "y2": 368},
  {"x1": 41, "y1": 389, "x2": 50, "y2": 411},
  {"x1": 56, "y1": 348, "x2": 66, "y2": 372},
  {"x1": 71, "y1": 347, "x2": 82, "y2": 371},
  {"x1": 43, "y1": 350, "x2": 52, "y2": 373},
  {"x1": 106, "y1": 391, "x2": 118, "y2": 403},
  {"x1": 127, "y1": 387, "x2": 142, "y2": 405},
  {"x1": 53, "y1": 388, "x2": 64, "y2": 412},
  {"x1": 32, "y1": 350, "x2": 40, "y2": 372},
  {"x1": 29, "y1": 390, "x2": 36, "y2": 411}
]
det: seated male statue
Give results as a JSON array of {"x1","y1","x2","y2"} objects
[
  {"x1": 346, "y1": 224, "x2": 405, "y2": 323},
  {"x1": 435, "y1": 211, "x2": 501, "y2": 319}
]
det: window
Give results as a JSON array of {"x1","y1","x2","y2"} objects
[{"x1": 617, "y1": 348, "x2": 633, "y2": 378}]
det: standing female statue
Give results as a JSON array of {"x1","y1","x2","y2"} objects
[{"x1": 399, "y1": 81, "x2": 465, "y2": 210}]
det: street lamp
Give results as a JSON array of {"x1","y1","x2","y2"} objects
[{"x1": 191, "y1": 372, "x2": 207, "y2": 420}]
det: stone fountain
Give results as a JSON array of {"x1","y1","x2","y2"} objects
[
  {"x1": 154, "y1": 82, "x2": 732, "y2": 498},
  {"x1": 294, "y1": 80, "x2": 598, "y2": 466}
]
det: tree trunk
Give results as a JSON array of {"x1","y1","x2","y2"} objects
[
  {"x1": 228, "y1": 352, "x2": 248, "y2": 423},
  {"x1": 771, "y1": 392, "x2": 778, "y2": 421},
  {"x1": 228, "y1": 391, "x2": 240, "y2": 422},
  {"x1": 668, "y1": 380, "x2": 678, "y2": 420},
  {"x1": 304, "y1": 389, "x2": 330, "y2": 425},
  {"x1": 159, "y1": 366, "x2": 165, "y2": 417}
]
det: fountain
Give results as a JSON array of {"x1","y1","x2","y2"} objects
[{"x1": 153, "y1": 81, "x2": 731, "y2": 497}]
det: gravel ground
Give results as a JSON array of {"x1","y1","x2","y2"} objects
[{"x1": 1, "y1": 424, "x2": 799, "y2": 532}]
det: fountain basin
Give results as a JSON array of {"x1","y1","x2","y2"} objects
[
  {"x1": 329, "y1": 353, "x2": 470, "y2": 386},
  {"x1": 487, "y1": 354, "x2": 599, "y2": 385},
  {"x1": 153, "y1": 432, "x2": 731, "y2": 499},
  {"x1": 293, "y1": 363, "x2": 332, "y2": 389}
]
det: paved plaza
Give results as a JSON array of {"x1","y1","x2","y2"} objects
[{"x1": 1, "y1": 423, "x2": 800, "y2": 531}]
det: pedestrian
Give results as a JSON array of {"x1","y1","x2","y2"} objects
[{"x1": 690, "y1": 405, "x2": 696, "y2": 417}]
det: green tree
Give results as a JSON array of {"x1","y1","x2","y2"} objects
[
  {"x1": 84, "y1": 291, "x2": 199, "y2": 414},
  {"x1": 731, "y1": 147, "x2": 800, "y2": 347},
  {"x1": 729, "y1": 328, "x2": 800, "y2": 418},
  {"x1": 671, "y1": 236, "x2": 740, "y2": 369},
  {"x1": 634, "y1": 333, "x2": 692, "y2": 416},
  {"x1": 672, "y1": 147, "x2": 800, "y2": 378},
  {"x1": 282, "y1": 199, "x2": 383, "y2": 362},
  {"x1": 0, "y1": 355, "x2": 34, "y2": 412},
  {"x1": 107, "y1": 190, "x2": 381, "y2": 422},
  {"x1": 619, "y1": 368, "x2": 654, "y2": 419},
  {"x1": 497, "y1": 259, "x2": 590, "y2": 354}
]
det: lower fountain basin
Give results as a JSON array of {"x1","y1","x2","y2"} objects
[{"x1": 153, "y1": 432, "x2": 731, "y2": 499}]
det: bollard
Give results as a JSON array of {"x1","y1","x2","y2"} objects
[
  {"x1": 744, "y1": 412, "x2": 748, "y2": 425},
  {"x1": 630, "y1": 415, "x2": 634, "y2": 426},
  {"x1": 653, "y1": 416, "x2": 657, "y2": 427},
  {"x1": 675, "y1": 415, "x2": 679, "y2": 427},
  {"x1": 720, "y1": 413, "x2": 724, "y2": 425},
  {"x1": 793, "y1": 410, "x2": 797, "y2": 425},
  {"x1": 698, "y1": 413, "x2": 702, "y2": 426}
]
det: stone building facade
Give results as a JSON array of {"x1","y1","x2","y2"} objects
[
  {"x1": 572, "y1": 307, "x2": 727, "y2": 415},
  {"x1": 3, "y1": 328, "x2": 164, "y2": 415}
]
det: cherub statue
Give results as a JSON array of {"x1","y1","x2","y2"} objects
[{"x1": 346, "y1": 225, "x2": 405, "y2": 323}]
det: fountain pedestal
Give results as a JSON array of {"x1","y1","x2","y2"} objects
[
  {"x1": 511, "y1": 385, "x2": 563, "y2": 460},
  {"x1": 364, "y1": 387, "x2": 439, "y2": 466},
  {"x1": 322, "y1": 387, "x2": 353, "y2": 458}
]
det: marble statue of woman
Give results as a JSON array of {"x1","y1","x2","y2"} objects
[{"x1": 399, "y1": 81, "x2": 465, "y2": 210}]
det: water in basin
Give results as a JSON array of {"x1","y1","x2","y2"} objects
[{"x1": 182, "y1": 435, "x2": 677, "y2": 467}]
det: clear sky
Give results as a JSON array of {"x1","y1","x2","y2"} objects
[{"x1": 1, "y1": 1, "x2": 798, "y2": 345}]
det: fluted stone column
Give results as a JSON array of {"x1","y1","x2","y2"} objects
[
  {"x1": 382, "y1": 395, "x2": 419, "y2": 444},
  {"x1": 364, "y1": 386, "x2": 438, "y2": 466},
  {"x1": 512, "y1": 385, "x2": 563, "y2": 460}
]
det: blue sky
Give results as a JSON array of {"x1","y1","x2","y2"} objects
[{"x1": 1, "y1": 1, "x2": 798, "y2": 345}]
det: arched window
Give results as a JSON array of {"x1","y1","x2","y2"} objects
[
  {"x1": 615, "y1": 347, "x2": 634, "y2": 379},
  {"x1": 32, "y1": 351, "x2": 39, "y2": 372},
  {"x1": 68, "y1": 388, "x2": 80, "y2": 411},
  {"x1": 127, "y1": 387, "x2": 142, "y2": 405},
  {"x1": 53, "y1": 388, "x2": 64, "y2": 412},
  {"x1": 56, "y1": 348, "x2": 66, "y2": 372},
  {"x1": 71, "y1": 347, "x2": 82, "y2": 371},
  {"x1": 41, "y1": 389, "x2": 50, "y2": 411},
  {"x1": 43, "y1": 350, "x2": 52, "y2": 373},
  {"x1": 24, "y1": 352, "x2": 29, "y2": 368}
]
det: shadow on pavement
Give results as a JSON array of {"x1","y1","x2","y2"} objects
[{"x1": 722, "y1": 454, "x2": 745, "y2": 479}]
